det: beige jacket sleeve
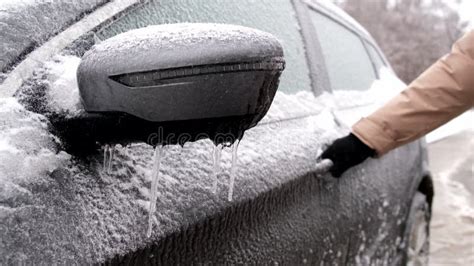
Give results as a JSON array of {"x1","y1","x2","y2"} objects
[{"x1": 352, "y1": 30, "x2": 474, "y2": 156}]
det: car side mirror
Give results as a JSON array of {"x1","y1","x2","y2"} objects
[{"x1": 55, "y1": 23, "x2": 285, "y2": 152}]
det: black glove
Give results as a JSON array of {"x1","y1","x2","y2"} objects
[{"x1": 321, "y1": 133, "x2": 376, "y2": 178}]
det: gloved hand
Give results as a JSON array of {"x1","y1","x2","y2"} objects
[{"x1": 321, "y1": 133, "x2": 376, "y2": 178}]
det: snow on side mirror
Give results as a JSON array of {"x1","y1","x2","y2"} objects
[{"x1": 55, "y1": 23, "x2": 285, "y2": 152}]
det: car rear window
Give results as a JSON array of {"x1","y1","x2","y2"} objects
[{"x1": 94, "y1": 0, "x2": 312, "y2": 94}]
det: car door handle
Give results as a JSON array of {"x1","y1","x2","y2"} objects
[{"x1": 314, "y1": 159, "x2": 333, "y2": 175}]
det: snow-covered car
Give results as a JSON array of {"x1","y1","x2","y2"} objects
[{"x1": 0, "y1": 0, "x2": 433, "y2": 264}]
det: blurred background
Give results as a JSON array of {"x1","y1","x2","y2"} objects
[
  {"x1": 332, "y1": 0, "x2": 473, "y2": 264},
  {"x1": 334, "y1": 0, "x2": 470, "y2": 84}
]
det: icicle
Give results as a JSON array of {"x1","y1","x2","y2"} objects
[
  {"x1": 211, "y1": 144, "x2": 222, "y2": 194},
  {"x1": 227, "y1": 140, "x2": 240, "y2": 201},
  {"x1": 147, "y1": 145, "x2": 165, "y2": 238},
  {"x1": 103, "y1": 144, "x2": 109, "y2": 172},
  {"x1": 93, "y1": 32, "x2": 102, "y2": 44},
  {"x1": 315, "y1": 159, "x2": 333, "y2": 173},
  {"x1": 107, "y1": 145, "x2": 115, "y2": 174}
]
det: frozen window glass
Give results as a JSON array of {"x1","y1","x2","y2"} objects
[
  {"x1": 365, "y1": 42, "x2": 386, "y2": 74},
  {"x1": 0, "y1": 0, "x2": 105, "y2": 75},
  {"x1": 309, "y1": 11, "x2": 376, "y2": 91},
  {"x1": 96, "y1": 0, "x2": 311, "y2": 94}
]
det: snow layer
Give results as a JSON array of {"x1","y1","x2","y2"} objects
[
  {"x1": 0, "y1": 98, "x2": 70, "y2": 182},
  {"x1": 15, "y1": 55, "x2": 84, "y2": 117},
  {"x1": 91, "y1": 23, "x2": 279, "y2": 55},
  {"x1": 0, "y1": 97, "x2": 71, "y2": 216},
  {"x1": 43, "y1": 55, "x2": 82, "y2": 114},
  {"x1": 80, "y1": 23, "x2": 283, "y2": 80}
]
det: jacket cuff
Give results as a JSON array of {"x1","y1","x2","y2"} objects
[{"x1": 351, "y1": 118, "x2": 395, "y2": 156}]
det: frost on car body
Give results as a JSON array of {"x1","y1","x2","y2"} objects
[
  {"x1": 0, "y1": 53, "x2": 343, "y2": 262},
  {"x1": 0, "y1": 58, "x2": 407, "y2": 263}
]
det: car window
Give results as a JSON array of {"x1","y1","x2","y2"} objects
[
  {"x1": 0, "y1": 0, "x2": 106, "y2": 76},
  {"x1": 309, "y1": 10, "x2": 376, "y2": 91},
  {"x1": 92, "y1": 0, "x2": 311, "y2": 94},
  {"x1": 365, "y1": 42, "x2": 386, "y2": 74}
]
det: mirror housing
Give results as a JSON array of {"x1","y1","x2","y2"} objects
[
  {"x1": 78, "y1": 23, "x2": 284, "y2": 122},
  {"x1": 59, "y1": 24, "x2": 284, "y2": 151}
]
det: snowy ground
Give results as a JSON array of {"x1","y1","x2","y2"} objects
[{"x1": 428, "y1": 128, "x2": 474, "y2": 265}]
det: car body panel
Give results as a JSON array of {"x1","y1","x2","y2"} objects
[{"x1": 0, "y1": 94, "x2": 424, "y2": 264}]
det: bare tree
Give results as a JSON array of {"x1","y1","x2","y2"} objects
[{"x1": 338, "y1": 0, "x2": 467, "y2": 83}]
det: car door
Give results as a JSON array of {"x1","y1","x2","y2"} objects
[{"x1": 305, "y1": 3, "x2": 427, "y2": 264}]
